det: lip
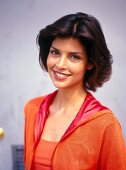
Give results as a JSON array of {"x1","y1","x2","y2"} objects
[{"x1": 53, "y1": 70, "x2": 71, "y2": 81}]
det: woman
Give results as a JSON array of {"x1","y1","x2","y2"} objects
[{"x1": 24, "y1": 12, "x2": 126, "y2": 170}]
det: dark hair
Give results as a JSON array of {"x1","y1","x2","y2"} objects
[{"x1": 37, "y1": 12, "x2": 113, "y2": 92}]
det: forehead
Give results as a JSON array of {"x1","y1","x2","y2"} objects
[{"x1": 51, "y1": 37, "x2": 86, "y2": 53}]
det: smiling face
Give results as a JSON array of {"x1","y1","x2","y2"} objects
[{"x1": 47, "y1": 37, "x2": 92, "y2": 91}]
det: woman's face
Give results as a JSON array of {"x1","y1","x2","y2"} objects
[{"x1": 47, "y1": 37, "x2": 91, "y2": 90}]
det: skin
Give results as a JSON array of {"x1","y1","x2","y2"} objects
[
  {"x1": 47, "y1": 37, "x2": 91, "y2": 91},
  {"x1": 41, "y1": 37, "x2": 92, "y2": 142}
]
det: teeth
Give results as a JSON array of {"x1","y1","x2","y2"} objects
[{"x1": 55, "y1": 72, "x2": 68, "y2": 79}]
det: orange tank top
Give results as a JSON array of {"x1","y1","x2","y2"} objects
[{"x1": 32, "y1": 139, "x2": 58, "y2": 170}]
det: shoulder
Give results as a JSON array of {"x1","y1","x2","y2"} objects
[
  {"x1": 24, "y1": 96, "x2": 46, "y2": 110},
  {"x1": 100, "y1": 110, "x2": 123, "y2": 133},
  {"x1": 97, "y1": 110, "x2": 121, "y2": 125},
  {"x1": 87, "y1": 93, "x2": 121, "y2": 127},
  {"x1": 86, "y1": 109, "x2": 122, "y2": 133},
  {"x1": 100, "y1": 110, "x2": 121, "y2": 126},
  {"x1": 82, "y1": 110, "x2": 125, "y2": 144},
  {"x1": 24, "y1": 95, "x2": 47, "y2": 117},
  {"x1": 24, "y1": 90, "x2": 57, "y2": 118}
]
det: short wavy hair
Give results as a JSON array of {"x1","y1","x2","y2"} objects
[{"x1": 37, "y1": 12, "x2": 113, "y2": 92}]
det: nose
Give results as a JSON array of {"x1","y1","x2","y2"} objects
[{"x1": 56, "y1": 55, "x2": 67, "y2": 68}]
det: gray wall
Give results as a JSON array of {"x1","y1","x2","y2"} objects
[{"x1": 0, "y1": 0, "x2": 126, "y2": 169}]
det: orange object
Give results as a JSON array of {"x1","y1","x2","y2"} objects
[
  {"x1": 24, "y1": 91, "x2": 126, "y2": 170},
  {"x1": 31, "y1": 139, "x2": 57, "y2": 170}
]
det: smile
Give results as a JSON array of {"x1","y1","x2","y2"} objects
[{"x1": 53, "y1": 70, "x2": 71, "y2": 80}]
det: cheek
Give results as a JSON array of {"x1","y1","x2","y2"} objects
[
  {"x1": 47, "y1": 55, "x2": 56, "y2": 68},
  {"x1": 47, "y1": 56, "x2": 53, "y2": 73},
  {"x1": 70, "y1": 64, "x2": 88, "y2": 81},
  {"x1": 69, "y1": 63, "x2": 87, "y2": 74}
]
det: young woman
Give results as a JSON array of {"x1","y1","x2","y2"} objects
[{"x1": 24, "y1": 12, "x2": 126, "y2": 170}]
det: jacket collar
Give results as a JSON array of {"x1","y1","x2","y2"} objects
[{"x1": 35, "y1": 90, "x2": 109, "y2": 143}]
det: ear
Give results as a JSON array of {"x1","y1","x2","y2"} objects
[{"x1": 87, "y1": 63, "x2": 93, "y2": 70}]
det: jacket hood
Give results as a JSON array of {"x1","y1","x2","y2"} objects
[{"x1": 35, "y1": 90, "x2": 111, "y2": 143}]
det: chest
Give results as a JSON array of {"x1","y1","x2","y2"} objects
[
  {"x1": 41, "y1": 112, "x2": 76, "y2": 142},
  {"x1": 52, "y1": 122, "x2": 106, "y2": 170}
]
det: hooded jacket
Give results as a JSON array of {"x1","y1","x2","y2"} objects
[{"x1": 24, "y1": 91, "x2": 126, "y2": 170}]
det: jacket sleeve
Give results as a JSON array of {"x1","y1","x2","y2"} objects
[
  {"x1": 23, "y1": 96, "x2": 45, "y2": 170},
  {"x1": 24, "y1": 103, "x2": 28, "y2": 168},
  {"x1": 23, "y1": 101, "x2": 35, "y2": 170},
  {"x1": 99, "y1": 119, "x2": 126, "y2": 170}
]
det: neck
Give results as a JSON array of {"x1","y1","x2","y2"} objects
[{"x1": 55, "y1": 87, "x2": 87, "y2": 109}]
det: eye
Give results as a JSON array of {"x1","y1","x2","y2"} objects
[
  {"x1": 69, "y1": 55, "x2": 81, "y2": 62},
  {"x1": 50, "y1": 49, "x2": 59, "y2": 55}
]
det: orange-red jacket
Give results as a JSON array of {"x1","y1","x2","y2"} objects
[{"x1": 24, "y1": 91, "x2": 126, "y2": 170}]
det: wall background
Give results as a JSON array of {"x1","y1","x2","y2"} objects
[{"x1": 0, "y1": 0, "x2": 126, "y2": 169}]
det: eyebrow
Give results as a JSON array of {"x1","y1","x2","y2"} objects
[{"x1": 50, "y1": 46, "x2": 85, "y2": 55}]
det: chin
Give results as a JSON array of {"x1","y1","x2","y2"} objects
[{"x1": 53, "y1": 83, "x2": 66, "y2": 89}]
